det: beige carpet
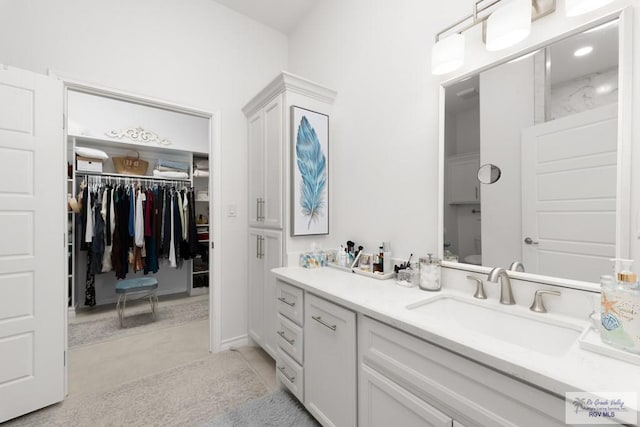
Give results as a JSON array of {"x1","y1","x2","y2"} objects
[
  {"x1": 69, "y1": 297, "x2": 208, "y2": 348},
  {"x1": 7, "y1": 351, "x2": 269, "y2": 427}
]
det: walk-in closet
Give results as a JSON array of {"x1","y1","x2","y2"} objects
[{"x1": 64, "y1": 87, "x2": 215, "y2": 349}]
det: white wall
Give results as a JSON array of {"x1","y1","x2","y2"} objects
[
  {"x1": 0, "y1": 0, "x2": 288, "y2": 345},
  {"x1": 550, "y1": 67, "x2": 619, "y2": 119},
  {"x1": 455, "y1": 107, "x2": 480, "y2": 155},
  {"x1": 288, "y1": 0, "x2": 470, "y2": 260},
  {"x1": 288, "y1": 0, "x2": 640, "y2": 276}
]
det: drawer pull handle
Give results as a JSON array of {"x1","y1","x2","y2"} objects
[
  {"x1": 277, "y1": 297, "x2": 295, "y2": 307},
  {"x1": 278, "y1": 366, "x2": 296, "y2": 383},
  {"x1": 312, "y1": 315, "x2": 337, "y2": 331},
  {"x1": 276, "y1": 330, "x2": 295, "y2": 345}
]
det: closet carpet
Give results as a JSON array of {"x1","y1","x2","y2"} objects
[
  {"x1": 7, "y1": 350, "x2": 270, "y2": 427},
  {"x1": 69, "y1": 296, "x2": 208, "y2": 348}
]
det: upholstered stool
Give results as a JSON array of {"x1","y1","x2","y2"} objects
[{"x1": 115, "y1": 277, "x2": 159, "y2": 327}]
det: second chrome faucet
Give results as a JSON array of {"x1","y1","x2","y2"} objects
[{"x1": 487, "y1": 267, "x2": 516, "y2": 305}]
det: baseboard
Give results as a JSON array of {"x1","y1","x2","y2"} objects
[
  {"x1": 67, "y1": 306, "x2": 76, "y2": 318},
  {"x1": 220, "y1": 334, "x2": 249, "y2": 352}
]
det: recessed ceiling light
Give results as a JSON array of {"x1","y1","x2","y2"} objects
[
  {"x1": 596, "y1": 84, "x2": 613, "y2": 94},
  {"x1": 574, "y1": 46, "x2": 593, "y2": 57}
]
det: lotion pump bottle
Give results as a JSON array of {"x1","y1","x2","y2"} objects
[{"x1": 600, "y1": 258, "x2": 640, "y2": 353}]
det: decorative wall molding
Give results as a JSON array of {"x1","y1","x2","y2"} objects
[{"x1": 106, "y1": 126, "x2": 172, "y2": 146}]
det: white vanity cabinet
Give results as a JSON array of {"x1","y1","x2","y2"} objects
[
  {"x1": 447, "y1": 154, "x2": 480, "y2": 204},
  {"x1": 247, "y1": 229, "x2": 282, "y2": 358},
  {"x1": 275, "y1": 280, "x2": 305, "y2": 402},
  {"x1": 359, "y1": 316, "x2": 567, "y2": 427},
  {"x1": 305, "y1": 293, "x2": 357, "y2": 427},
  {"x1": 247, "y1": 94, "x2": 283, "y2": 229}
]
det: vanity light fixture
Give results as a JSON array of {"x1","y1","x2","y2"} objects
[
  {"x1": 486, "y1": 0, "x2": 532, "y2": 51},
  {"x1": 565, "y1": 0, "x2": 614, "y2": 17},
  {"x1": 431, "y1": 0, "x2": 556, "y2": 75},
  {"x1": 573, "y1": 45, "x2": 593, "y2": 56},
  {"x1": 431, "y1": 33, "x2": 466, "y2": 75}
]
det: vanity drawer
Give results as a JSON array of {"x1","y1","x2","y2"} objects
[
  {"x1": 276, "y1": 313, "x2": 303, "y2": 364},
  {"x1": 276, "y1": 347, "x2": 304, "y2": 402},
  {"x1": 276, "y1": 280, "x2": 304, "y2": 325},
  {"x1": 359, "y1": 316, "x2": 567, "y2": 427}
]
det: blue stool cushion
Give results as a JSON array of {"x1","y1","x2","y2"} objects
[{"x1": 115, "y1": 277, "x2": 158, "y2": 294}]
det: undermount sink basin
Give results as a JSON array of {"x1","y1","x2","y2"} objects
[{"x1": 406, "y1": 296, "x2": 582, "y2": 357}]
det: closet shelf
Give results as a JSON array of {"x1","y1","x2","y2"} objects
[{"x1": 76, "y1": 170, "x2": 191, "y2": 183}]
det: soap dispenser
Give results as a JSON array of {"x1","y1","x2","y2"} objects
[{"x1": 600, "y1": 258, "x2": 640, "y2": 354}]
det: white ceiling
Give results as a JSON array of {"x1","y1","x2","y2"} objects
[{"x1": 212, "y1": 0, "x2": 319, "y2": 34}]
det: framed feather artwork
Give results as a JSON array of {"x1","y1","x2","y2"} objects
[{"x1": 291, "y1": 106, "x2": 329, "y2": 236}]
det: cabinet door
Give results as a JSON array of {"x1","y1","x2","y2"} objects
[
  {"x1": 359, "y1": 364, "x2": 453, "y2": 427},
  {"x1": 262, "y1": 95, "x2": 283, "y2": 229},
  {"x1": 247, "y1": 229, "x2": 264, "y2": 345},
  {"x1": 248, "y1": 111, "x2": 264, "y2": 227},
  {"x1": 305, "y1": 294, "x2": 356, "y2": 427},
  {"x1": 448, "y1": 156, "x2": 480, "y2": 204},
  {"x1": 262, "y1": 229, "x2": 282, "y2": 358}
]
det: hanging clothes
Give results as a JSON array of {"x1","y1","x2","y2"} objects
[
  {"x1": 84, "y1": 189, "x2": 94, "y2": 245},
  {"x1": 187, "y1": 189, "x2": 199, "y2": 257},
  {"x1": 115, "y1": 187, "x2": 131, "y2": 279},
  {"x1": 84, "y1": 248, "x2": 96, "y2": 307},
  {"x1": 102, "y1": 188, "x2": 115, "y2": 273},
  {"x1": 144, "y1": 189, "x2": 159, "y2": 274},
  {"x1": 168, "y1": 192, "x2": 177, "y2": 268},
  {"x1": 174, "y1": 193, "x2": 184, "y2": 267},
  {"x1": 153, "y1": 187, "x2": 163, "y2": 260},
  {"x1": 134, "y1": 188, "x2": 145, "y2": 248},
  {"x1": 162, "y1": 189, "x2": 172, "y2": 258},
  {"x1": 111, "y1": 188, "x2": 123, "y2": 278},
  {"x1": 80, "y1": 185, "x2": 89, "y2": 251},
  {"x1": 90, "y1": 189, "x2": 105, "y2": 274},
  {"x1": 128, "y1": 185, "x2": 135, "y2": 238}
]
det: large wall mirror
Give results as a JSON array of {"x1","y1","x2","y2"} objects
[{"x1": 441, "y1": 16, "x2": 629, "y2": 285}]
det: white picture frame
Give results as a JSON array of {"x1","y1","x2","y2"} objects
[{"x1": 291, "y1": 106, "x2": 329, "y2": 236}]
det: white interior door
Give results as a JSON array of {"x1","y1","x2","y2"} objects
[
  {"x1": 521, "y1": 104, "x2": 617, "y2": 282},
  {"x1": 0, "y1": 66, "x2": 64, "y2": 422}
]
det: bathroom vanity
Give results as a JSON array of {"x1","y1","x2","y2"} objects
[{"x1": 272, "y1": 266, "x2": 639, "y2": 427}]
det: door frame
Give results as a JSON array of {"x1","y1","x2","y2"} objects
[{"x1": 49, "y1": 71, "x2": 223, "y2": 394}]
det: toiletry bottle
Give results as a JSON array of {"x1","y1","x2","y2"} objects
[
  {"x1": 337, "y1": 245, "x2": 347, "y2": 267},
  {"x1": 600, "y1": 259, "x2": 640, "y2": 354},
  {"x1": 372, "y1": 247, "x2": 383, "y2": 273}
]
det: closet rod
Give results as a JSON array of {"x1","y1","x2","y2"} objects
[{"x1": 76, "y1": 171, "x2": 191, "y2": 183}]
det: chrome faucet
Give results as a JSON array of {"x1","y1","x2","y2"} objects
[
  {"x1": 487, "y1": 267, "x2": 516, "y2": 305},
  {"x1": 509, "y1": 261, "x2": 525, "y2": 272}
]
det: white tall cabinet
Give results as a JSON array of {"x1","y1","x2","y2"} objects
[{"x1": 243, "y1": 72, "x2": 336, "y2": 358}]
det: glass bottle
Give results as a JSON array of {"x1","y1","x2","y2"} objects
[{"x1": 419, "y1": 254, "x2": 441, "y2": 291}]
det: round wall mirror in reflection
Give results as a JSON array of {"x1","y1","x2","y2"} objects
[{"x1": 477, "y1": 164, "x2": 501, "y2": 184}]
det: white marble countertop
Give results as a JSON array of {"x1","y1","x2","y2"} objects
[{"x1": 272, "y1": 266, "x2": 640, "y2": 411}]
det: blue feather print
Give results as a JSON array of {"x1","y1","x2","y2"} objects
[{"x1": 296, "y1": 116, "x2": 326, "y2": 229}]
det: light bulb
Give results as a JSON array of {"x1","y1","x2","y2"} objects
[
  {"x1": 431, "y1": 33, "x2": 465, "y2": 75},
  {"x1": 565, "y1": 0, "x2": 615, "y2": 17},
  {"x1": 486, "y1": 0, "x2": 531, "y2": 52}
]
